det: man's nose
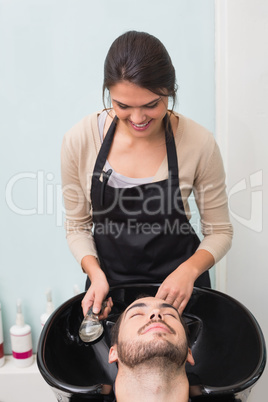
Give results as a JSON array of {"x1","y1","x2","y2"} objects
[{"x1": 150, "y1": 309, "x2": 162, "y2": 320}]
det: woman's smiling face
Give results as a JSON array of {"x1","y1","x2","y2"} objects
[{"x1": 109, "y1": 81, "x2": 168, "y2": 138}]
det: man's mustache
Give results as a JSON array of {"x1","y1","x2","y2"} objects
[{"x1": 138, "y1": 319, "x2": 176, "y2": 335}]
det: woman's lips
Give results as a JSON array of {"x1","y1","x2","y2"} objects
[{"x1": 129, "y1": 119, "x2": 153, "y2": 131}]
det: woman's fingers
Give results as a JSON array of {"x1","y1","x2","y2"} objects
[
  {"x1": 178, "y1": 298, "x2": 188, "y2": 315},
  {"x1": 81, "y1": 288, "x2": 113, "y2": 320},
  {"x1": 155, "y1": 281, "x2": 192, "y2": 315},
  {"x1": 81, "y1": 292, "x2": 93, "y2": 316},
  {"x1": 156, "y1": 288, "x2": 185, "y2": 313},
  {"x1": 81, "y1": 289, "x2": 103, "y2": 316},
  {"x1": 156, "y1": 285, "x2": 180, "y2": 305},
  {"x1": 155, "y1": 286, "x2": 168, "y2": 302},
  {"x1": 81, "y1": 274, "x2": 110, "y2": 316},
  {"x1": 98, "y1": 297, "x2": 113, "y2": 320},
  {"x1": 92, "y1": 294, "x2": 105, "y2": 315}
]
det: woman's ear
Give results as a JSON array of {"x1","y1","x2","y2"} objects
[
  {"x1": 109, "y1": 345, "x2": 118, "y2": 364},
  {"x1": 186, "y1": 348, "x2": 195, "y2": 366}
]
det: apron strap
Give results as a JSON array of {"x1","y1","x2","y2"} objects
[
  {"x1": 93, "y1": 115, "x2": 118, "y2": 180},
  {"x1": 164, "y1": 114, "x2": 179, "y2": 180}
]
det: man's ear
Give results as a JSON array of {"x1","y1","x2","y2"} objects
[
  {"x1": 186, "y1": 348, "x2": 195, "y2": 366},
  {"x1": 109, "y1": 345, "x2": 118, "y2": 364}
]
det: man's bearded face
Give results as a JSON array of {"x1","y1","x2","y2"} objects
[{"x1": 113, "y1": 297, "x2": 190, "y2": 370}]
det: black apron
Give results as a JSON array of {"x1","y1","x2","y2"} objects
[{"x1": 89, "y1": 115, "x2": 210, "y2": 289}]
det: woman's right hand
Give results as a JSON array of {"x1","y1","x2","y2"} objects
[
  {"x1": 81, "y1": 256, "x2": 112, "y2": 319},
  {"x1": 81, "y1": 270, "x2": 112, "y2": 318}
]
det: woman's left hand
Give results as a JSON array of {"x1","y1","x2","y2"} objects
[
  {"x1": 155, "y1": 263, "x2": 197, "y2": 315},
  {"x1": 156, "y1": 250, "x2": 214, "y2": 314}
]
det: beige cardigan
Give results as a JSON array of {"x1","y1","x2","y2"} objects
[{"x1": 61, "y1": 111, "x2": 233, "y2": 267}]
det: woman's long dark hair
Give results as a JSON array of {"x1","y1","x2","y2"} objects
[{"x1": 103, "y1": 31, "x2": 177, "y2": 110}]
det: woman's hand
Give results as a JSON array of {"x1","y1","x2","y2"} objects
[
  {"x1": 155, "y1": 264, "x2": 196, "y2": 315},
  {"x1": 81, "y1": 270, "x2": 112, "y2": 318},
  {"x1": 81, "y1": 255, "x2": 112, "y2": 319},
  {"x1": 155, "y1": 250, "x2": 214, "y2": 314}
]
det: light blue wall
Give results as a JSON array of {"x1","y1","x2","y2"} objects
[{"x1": 0, "y1": 0, "x2": 215, "y2": 354}]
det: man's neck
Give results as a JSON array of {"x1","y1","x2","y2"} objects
[{"x1": 114, "y1": 362, "x2": 189, "y2": 402}]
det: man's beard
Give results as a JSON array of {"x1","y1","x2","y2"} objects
[{"x1": 117, "y1": 334, "x2": 188, "y2": 370}]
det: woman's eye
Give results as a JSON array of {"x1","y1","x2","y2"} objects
[
  {"x1": 116, "y1": 103, "x2": 159, "y2": 109},
  {"x1": 145, "y1": 103, "x2": 158, "y2": 109}
]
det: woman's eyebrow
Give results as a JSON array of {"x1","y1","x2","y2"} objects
[{"x1": 112, "y1": 97, "x2": 162, "y2": 108}]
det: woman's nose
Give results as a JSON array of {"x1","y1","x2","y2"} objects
[
  {"x1": 150, "y1": 310, "x2": 162, "y2": 320},
  {"x1": 130, "y1": 108, "x2": 146, "y2": 124}
]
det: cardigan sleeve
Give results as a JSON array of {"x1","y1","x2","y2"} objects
[
  {"x1": 193, "y1": 138, "x2": 233, "y2": 263},
  {"x1": 61, "y1": 130, "x2": 98, "y2": 266}
]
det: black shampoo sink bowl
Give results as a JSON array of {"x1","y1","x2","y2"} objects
[{"x1": 37, "y1": 285, "x2": 266, "y2": 401}]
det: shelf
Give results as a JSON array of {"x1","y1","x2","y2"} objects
[{"x1": 0, "y1": 355, "x2": 55, "y2": 402}]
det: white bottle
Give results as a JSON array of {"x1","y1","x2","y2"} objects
[
  {"x1": 0, "y1": 303, "x2": 5, "y2": 367},
  {"x1": 10, "y1": 300, "x2": 33, "y2": 368},
  {"x1": 40, "y1": 289, "x2": 54, "y2": 328}
]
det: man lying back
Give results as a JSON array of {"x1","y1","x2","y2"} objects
[{"x1": 109, "y1": 296, "x2": 194, "y2": 402}]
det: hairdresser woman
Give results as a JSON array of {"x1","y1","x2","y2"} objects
[{"x1": 61, "y1": 31, "x2": 233, "y2": 318}]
